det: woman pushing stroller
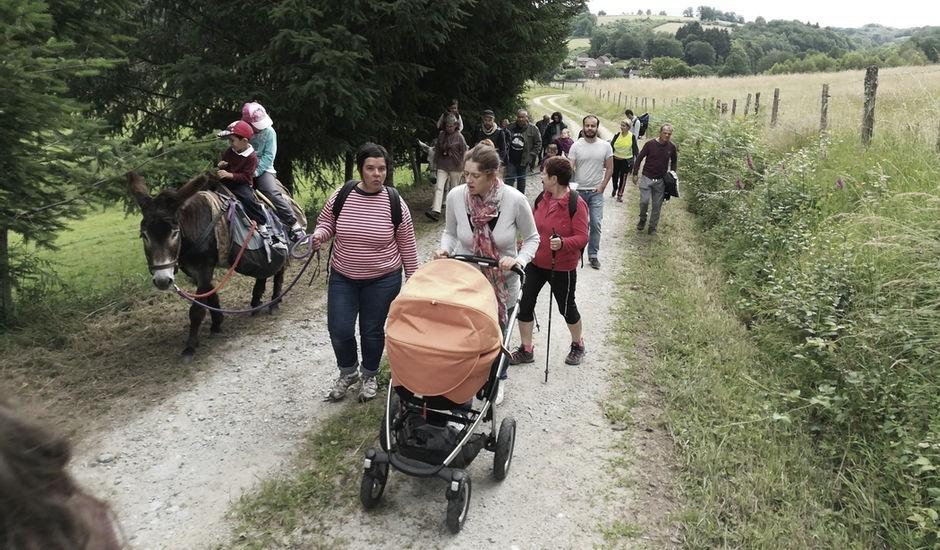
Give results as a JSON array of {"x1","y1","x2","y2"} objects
[{"x1": 432, "y1": 143, "x2": 539, "y2": 401}]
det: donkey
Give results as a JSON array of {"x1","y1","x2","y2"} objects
[{"x1": 128, "y1": 172, "x2": 286, "y2": 361}]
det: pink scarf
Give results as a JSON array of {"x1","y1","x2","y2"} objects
[{"x1": 466, "y1": 178, "x2": 509, "y2": 325}]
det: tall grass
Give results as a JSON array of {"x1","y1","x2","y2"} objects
[
  {"x1": 667, "y1": 103, "x2": 940, "y2": 546},
  {"x1": 579, "y1": 65, "x2": 940, "y2": 148}
]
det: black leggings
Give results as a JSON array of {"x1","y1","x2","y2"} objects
[
  {"x1": 224, "y1": 180, "x2": 267, "y2": 224},
  {"x1": 611, "y1": 157, "x2": 633, "y2": 195},
  {"x1": 517, "y1": 264, "x2": 580, "y2": 325}
]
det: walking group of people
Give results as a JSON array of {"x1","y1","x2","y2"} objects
[{"x1": 309, "y1": 101, "x2": 677, "y2": 409}]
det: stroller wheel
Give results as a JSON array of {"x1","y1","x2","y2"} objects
[
  {"x1": 360, "y1": 461, "x2": 389, "y2": 510},
  {"x1": 445, "y1": 474, "x2": 472, "y2": 534},
  {"x1": 493, "y1": 416, "x2": 516, "y2": 481}
]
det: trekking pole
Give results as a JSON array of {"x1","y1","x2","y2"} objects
[{"x1": 545, "y1": 228, "x2": 558, "y2": 384}]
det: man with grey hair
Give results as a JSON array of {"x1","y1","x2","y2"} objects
[
  {"x1": 631, "y1": 123, "x2": 678, "y2": 235},
  {"x1": 505, "y1": 109, "x2": 541, "y2": 194}
]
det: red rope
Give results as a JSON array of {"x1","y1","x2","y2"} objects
[{"x1": 177, "y1": 221, "x2": 257, "y2": 300}]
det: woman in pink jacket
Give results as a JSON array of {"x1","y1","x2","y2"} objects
[{"x1": 509, "y1": 156, "x2": 590, "y2": 366}]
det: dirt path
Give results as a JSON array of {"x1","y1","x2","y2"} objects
[
  {"x1": 72, "y1": 203, "x2": 442, "y2": 549},
  {"x1": 311, "y1": 96, "x2": 678, "y2": 548},
  {"x1": 73, "y1": 95, "x2": 678, "y2": 549}
]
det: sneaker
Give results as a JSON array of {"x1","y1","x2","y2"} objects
[
  {"x1": 271, "y1": 238, "x2": 288, "y2": 251},
  {"x1": 565, "y1": 342, "x2": 585, "y2": 365},
  {"x1": 424, "y1": 209, "x2": 440, "y2": 222},
  {"x1": 648, "y1": 228, "x2": 658, "y2": 235},
  {"x1": 589, "y1": 257, "x2": 601, "y2": 270},
  {"x1": 616, "y1": 196, "x2": 624, "y2": 203},
  {"x1": 636, "y1": 221, "x2": 646, "y2": 231},
  {"x1": 359, "y1": 375, "x2": 378, "y2": 402},
  {"x1": 508, "y1": 345, "x2": 534, "y2": 365},
  {"x1": 494, "y1": 380, "x2": 505, "y2": 406},
  {"x1": 327, "y1": 372, "x2": 360, "y2": 401}
]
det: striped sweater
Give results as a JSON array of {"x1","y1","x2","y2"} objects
[{"x1": 313, "y1": 185, "x2": 419, "y2": 280}]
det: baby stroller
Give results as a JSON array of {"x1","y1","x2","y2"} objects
[{"x1": 359, "y1": 255, "x2": 522, "y2": 533}]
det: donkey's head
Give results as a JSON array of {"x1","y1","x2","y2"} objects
[{"x1": 128, "y1": 172, "x2": 207, "y2": 290}]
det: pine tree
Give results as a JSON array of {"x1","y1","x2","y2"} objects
[{"x1": 0, "y1": 0, "x2": 130, "y2": 322}]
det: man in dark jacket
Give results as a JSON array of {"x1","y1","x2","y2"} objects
[
  {"x1": 542, "y1": 111, "x2": 567, "y2": 152},
  {"x1": 505, "y1": 109, "x2": 541, "y2": 194},
  {"x1": 631, "y1": 123, "x2": 678, "y2": 235},
  {"x1": 470, "y1": 109, "x2": 509, "y2": 166}
]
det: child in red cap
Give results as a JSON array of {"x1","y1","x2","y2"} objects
[{"x1": 216, "y1": 121, "x2": 282, "y2": 246}]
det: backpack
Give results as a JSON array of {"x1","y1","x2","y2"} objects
[
  {"x1": 534, "y1": 188, "x2": 585, "y2": 266},
  {"x1": 332, "y1": 180, "x2": 402, "y2": 230},
  {"x1": 638, "y1": 113, "x2": 650, "y2": 137}
]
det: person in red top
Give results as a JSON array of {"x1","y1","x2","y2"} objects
[
  {"x1": 216, "y1": 120, "x2": 269, "y2": 230},
  {"x1": 509, "y1": 156, "x2": 590, "y2": 366}
]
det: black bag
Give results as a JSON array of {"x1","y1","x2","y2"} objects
[
  {"x1": 228, "y1": 201, "x2": 287, "y2": 279},
  {"x1": 663, "y1": 170, "x2": 679, "y2": 202},
  {"x1": 638, "y1": 113, "x2": 650, "y2": 137}
]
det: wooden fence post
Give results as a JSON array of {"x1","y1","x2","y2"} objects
[
  {"x1": 771, "y1": 88, "x2": 780, "y2": 127},
  {"x1": 721, "y1": 102, "x2": 728, "y2": 115},
  {"x1": 652, "y1": 98, "x2": 656, "y2": 110},
  {"x1": 820, "y1": 83, "x2": 830, "y2": 132},
  {"x1": 731, "y1": 98, "x2": 737, "y2": 116},
  {"x1": 744, "y1": 93, "x2": 751, "y2": 118},
  {"x1": 754, "y1": 92, "x2": 761, "y2": 116},
  {"x1": 862, "y1": 66, "x2": 878, "y2": 146},
  {"x1": 618, "y1": 91, "x2": 622, "y2": 106},
  {"x1": 634, "y1": 96, "x2": 638, "y2": 108},
  {"x1": 606, "y1": 90, "x2": 610, "y2": 102}
]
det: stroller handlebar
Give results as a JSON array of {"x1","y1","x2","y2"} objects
[{"x1": 450, "y1": 254, "x2": 526, "y2": 279}]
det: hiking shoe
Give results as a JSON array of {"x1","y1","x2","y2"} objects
[
  {"x1": 425, "y1": 209, "x2": 440, "y2": 222},
  {"x1": 359, "y1": 375, "x2": 378, "y2": 402},
  {"x1": 271, "y1": 238, "x2": 288, "y2": 251},
  {"x1": 565, "y1": 342, "x2": 585, "y2": 365},
  {"x1": 648, "y1": 228, "x2": 658, "y2": 235},
  {"x1": 327, "y1": 372, "x2": 360, "y2": 401},
  {"x1": 616, "y1": 196, "x2": 624, "y2": 203},
  {"x1": 589, "y1": 257, "x2": 601, "y2": 270},
  {"x1": 636, "y1": 221, "x2": 646, "y2": 231},
  {"x1": 508, "y1": 345, "x2": 534, "y2": 365}
]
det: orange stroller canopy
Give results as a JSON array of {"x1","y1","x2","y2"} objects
[{"x1": 386, "y1": 259, "x2": 502, "y2": 404}]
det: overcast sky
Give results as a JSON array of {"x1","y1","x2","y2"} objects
[{"x1": 587, "y1": 1, "x2": 940, "y2": 29}]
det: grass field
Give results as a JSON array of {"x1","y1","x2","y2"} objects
[
  {"x1": 581, "y1": 64, "x2": 940, "y2": 147},
  {"x1": 567, "y1": 37, "x2": 590, "y2": 54}
]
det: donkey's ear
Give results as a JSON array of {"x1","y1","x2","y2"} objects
[
  {"x1": 176, "y1": 174, "x2": 208, "y2": 202},
  {"x1": 127, "y1": 172, "x2": 151, "y2": 208}
]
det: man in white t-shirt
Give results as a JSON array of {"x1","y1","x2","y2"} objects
[{"x1": 568, "y1": 114, "x2": 613, "y2": 269}]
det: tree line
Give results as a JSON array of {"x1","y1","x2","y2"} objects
[
  {"x1": 0, "y1": 0, "x2": 584, "y2": 323},
  {"x1": 573, "y1": 8, "x2": 935, "y2": 79}
]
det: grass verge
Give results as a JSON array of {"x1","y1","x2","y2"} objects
[{"x1": 615, "y1": 198, "x2": 852, "y2": 547}]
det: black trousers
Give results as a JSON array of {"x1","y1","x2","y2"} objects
[
  {"x1": 517, "y1": 263, "x2": 580, "y2": 325},
  {"x1": 224, "y1": 180, "x2": 267, "y2": 225},
  {"x1": 611, "y1": 157, "x2": 633, "y2": 195}
]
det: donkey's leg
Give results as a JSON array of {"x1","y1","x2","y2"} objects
[
  {"x1": 183, "y1": 275, "x2": 212, "y2": 361},
  {"x1": 269, "y1": 267, "x2": 286, "y2": 314},
  {"x1": 208, "y1": 292, "x2": 223, "y2": 334},
  {"x1": 250, "y1": 277, "x2": 267, "y2": 316}
]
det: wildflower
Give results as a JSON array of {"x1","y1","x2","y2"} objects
[
  {"x1": 836, "y1": 177, "x2": 844, "y2": 190},
  {"x1": 735, "y1": 178, "x2": 743, "y2": 190}
]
